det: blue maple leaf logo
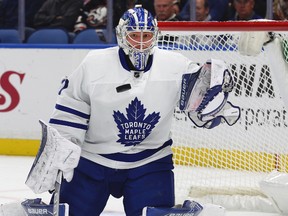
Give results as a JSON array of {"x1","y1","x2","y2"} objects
[{"x1": 113, "y1": 97, "x2": 160, "y2": 146}]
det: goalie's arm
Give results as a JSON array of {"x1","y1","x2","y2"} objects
[
  {"x1": 179, "y1": 59, "x2": 240, "y2": 129},
  {"x1": 49, "y1": 61, "x2": 91, "y2": 145}
]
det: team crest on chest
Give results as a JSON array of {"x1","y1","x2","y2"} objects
[{"x1": 113, "y1": 97, "x2": 160, "y2": 146}]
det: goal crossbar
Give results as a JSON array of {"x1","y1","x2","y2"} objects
[{"x1": 158, "y1": 21, "x2": 288, "y2": 31}]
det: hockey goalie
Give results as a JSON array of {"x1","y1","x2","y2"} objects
[{"x1": 0, "y1": 5, "x2": 241, "y2": 216}]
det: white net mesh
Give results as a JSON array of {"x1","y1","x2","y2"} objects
[{"x1": 157, "y1": 22, "x2": 288, "y2": 210}]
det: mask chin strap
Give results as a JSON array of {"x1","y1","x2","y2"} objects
[{"x1": 128, "y1": 50, "x2": 150, "y2": 71}]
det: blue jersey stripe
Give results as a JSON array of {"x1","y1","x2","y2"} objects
[
  {"x1": 55, "y1": 104, "x2": 90, "y2": 119},
  {"x1": 49, "y1": 119, "x2": 88, "y2": 130},
  {"x1": 99, "y1": 139, "x2": 172, "y2": 162}
]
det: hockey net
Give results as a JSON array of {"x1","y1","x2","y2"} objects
[{"x1": 157, "y1": 21, "x2": 288, "y2": 211}]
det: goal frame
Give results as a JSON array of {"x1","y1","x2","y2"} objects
[
  {"x1": 157, "y1": 20, "x2": 288, "y2": 212},
  {"x1": 158, "y1": 20, "x2": 288, "y2": 31}
]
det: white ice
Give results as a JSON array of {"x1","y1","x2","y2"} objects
[{"x1": 0, "y1": 155, "x2": 281, "y2": 216}]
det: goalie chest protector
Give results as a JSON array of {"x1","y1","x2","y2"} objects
[{"x1": 51, "y1": 46, "x2": 195, "y2": 169}]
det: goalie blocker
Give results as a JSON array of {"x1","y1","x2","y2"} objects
[
  {"x1": 0, "y1": 121, "x2": 80, "y2": 216},
  {"x1": 25, "y1": 120, "x2": 81, "y2": 194},
  {"x1": 180, "y1": 59, "x2": 240, "y2": 129}
]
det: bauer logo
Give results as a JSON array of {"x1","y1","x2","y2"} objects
[
  {"x1": 0, "y1": 71, "x2": 25, "y2": 112},
  {"x1": 113, "y1": 97, "x2": 160, "y2": 146},
  {"x1": 179, "y1": 74, "x2": 188, "y2": 110},
  {"x1": 27, "y1": 208, "x2": 48, "y2": 214}
]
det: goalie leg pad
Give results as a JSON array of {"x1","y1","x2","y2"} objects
[
  {"x1": 183, "y1": 200, "x2": 226, "y2": 216},
  {"x1": 21, "y1": 198, "x2": 69, "y2": 216},
  {"x1": 0, "y1": 201, "x2": 26, "y2": 216},
  {"x1": 143, "y1": 200, "x2": 203, "y2": 216},
  {"x1": 143, "y1": 200, "x2": 226, "y2": 216},
  {"x1": 259, "y1": 170, "x2": 288, "y2": 215},
  {"x1": 25, "y1": 120, "x2": 81, "y2": 194}
]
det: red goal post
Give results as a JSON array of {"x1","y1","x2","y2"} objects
[{"x1": 156, "y1": 21, "x2": 288, "y2": 212}]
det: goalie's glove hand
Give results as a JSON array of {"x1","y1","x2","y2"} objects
[
  {"x1": 189, "y1": 100, "x2": 241, "y2": 129},
  {"x1": 191, "y1": 68, "x2": 240, "y2": 129},
  {"x1": 181, "y1": 59, "x2": 240, "y2": 129},
  {"x1": 25, "y1": 120, "x2": 81, "y2": 194}
]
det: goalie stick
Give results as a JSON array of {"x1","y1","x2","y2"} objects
[{"x1": 53, "y1": 170, "x2": 63, "y2": 216}]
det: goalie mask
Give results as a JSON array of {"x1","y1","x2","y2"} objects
[{"x1": 116, "y1": 5, "x2": 158, "y2": 71}]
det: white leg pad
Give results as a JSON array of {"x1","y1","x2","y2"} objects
[{"x1": 0, "y1": 201, "x2": 26, "y2": 216}]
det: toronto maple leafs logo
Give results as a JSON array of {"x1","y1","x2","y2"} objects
[{"x1": 113, "y1": 97, "x2": 160, "y2": 146}]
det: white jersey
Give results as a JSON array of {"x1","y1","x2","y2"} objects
[{"x1": 50, "y1": 46, "x2": 199, "y2": 169}]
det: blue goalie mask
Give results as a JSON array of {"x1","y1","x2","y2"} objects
[{"x1": 116, "y1": 5, "x2": 158, "y2": 71}]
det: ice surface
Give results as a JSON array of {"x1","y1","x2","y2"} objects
[{"x1": 0, "y1": 156, "x2": 280, "y2": 216}]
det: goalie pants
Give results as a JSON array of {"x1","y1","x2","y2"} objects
[{"x1": 56, "y1": 154, "x2": 175, "y2": 216}]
